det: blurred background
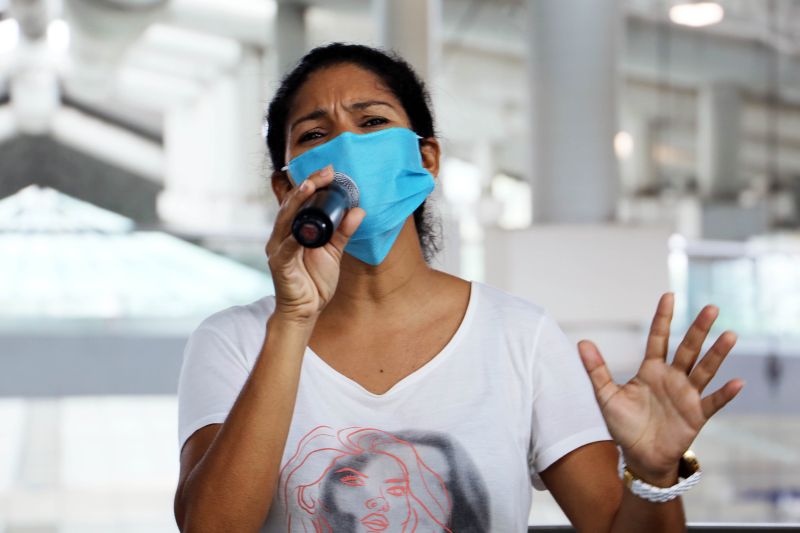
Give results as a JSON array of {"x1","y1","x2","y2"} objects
[{"x1": 0, "y1": 0, "x2": 799, "y2": 530}]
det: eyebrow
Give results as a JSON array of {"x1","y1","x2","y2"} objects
[
  {"x1": 290, "y1": 109, "x2": 327, "y2": 132},
  {"x1": 289, "y1": 100, "x2": 397, "y2": 132},
  {"x1": 335, "y1": 467, "x2": 368, "y2": 478},
  {"x1": 349, "y1": 100, "x2": 396, "y2": 112}
]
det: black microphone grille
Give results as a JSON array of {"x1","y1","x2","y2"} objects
[{"x1": 333, "y1": 171, "x2": 360, "y2": 208}]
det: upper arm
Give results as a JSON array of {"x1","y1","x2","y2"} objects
[
  {"x1": 174, "y1": 314, "x2": 259, "y2": 530},
  {"x1": 177, "y1": 324, "x2": 250, "y2": 448},
  {"x1": 174, "y1": 424, "x2": 222, "y2": 530},
  {"x1": 539, "y1": 440, "x2": 622, "y2": 533},
  {"x1": 528, "y1": 313, "x2": 612, "y2": 486}
]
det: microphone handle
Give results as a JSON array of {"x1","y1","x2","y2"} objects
[{"x1": 292, "y1": 182, "x2": 350, "y2": 248}]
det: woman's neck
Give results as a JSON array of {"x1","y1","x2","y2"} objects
[{"x1": 320, "y1": 218, "x2": 439, "y2": 325}]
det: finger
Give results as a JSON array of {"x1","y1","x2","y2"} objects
[
  {"x1": 267, "y1": 176, "x2": 319, "y2": 257},
  {"x1": 578, "y1": 340, "x2": 620, "y2": 408},
  {"x1": 672, "y1": 305, "x2": 719, "y2": 373},
  {"x1": 644, "y1": 293, "x2": 674, "y2": 361},
  {"x1": 267, "y1": 229, "x2": 309, "y2": 278},
  {"x1": 297, "y1": 163, "x2": 337, "y2": 191},
  {"x1": 270, "y1": 229, "x2": 304, "y2": 264},
  {"x1": 266, "y1": 165, "x2": 335, "y2": 257},
  {"x1": 689, "y1": 330, "x2": 738, "y2": 392},
  {"x1": 327, "y1": 207, "x2": 366, "y2": 257},
  {"x1": 701, "y1": 379, "x2": 745, "y2": 419}
]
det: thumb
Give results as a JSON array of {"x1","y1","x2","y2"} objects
[
  {"x1": 578, "y1": 340, "x2": 619, "y2": 408},
  {"x1": 328, "y1": 207, "x2": 366, "y2": 254}
]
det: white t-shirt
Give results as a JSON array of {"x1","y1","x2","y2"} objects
[{"x1": 178, "y1": 281, "x2": 611, "y2": 532}]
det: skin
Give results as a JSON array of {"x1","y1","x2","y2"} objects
[{"x1": 173, "y1": 63, "x2": 743, "y2": 532}]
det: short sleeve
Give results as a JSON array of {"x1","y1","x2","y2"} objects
[
  {"x1": 528, "y1": 314, "x2": 612, "y2": 490},
  {"x1": 177, "y1": 323, "x2": 251, "y2": 453}
]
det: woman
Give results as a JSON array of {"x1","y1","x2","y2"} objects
[{"x1": 174, "y1": 43, "x2": 743, "y2": 532}]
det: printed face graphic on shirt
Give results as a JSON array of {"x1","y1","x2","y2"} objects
[
  {"x1": 328, "y1": 453, "x2": 412, "y2": 532},
  {"x1": 279, "y1": 426, "x2": 491, "y2": 532}
]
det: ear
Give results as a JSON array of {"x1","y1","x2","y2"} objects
[
  {"x1": 271, "y1": 170, "x2": 294, "y2": 205},
  {"x1": 419, "y1": 137, "x2": 441, "y2": 178}
]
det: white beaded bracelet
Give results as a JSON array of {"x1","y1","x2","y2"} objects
[{"x1": 617, "y1": 450, "x2": 702, "y2": 503}]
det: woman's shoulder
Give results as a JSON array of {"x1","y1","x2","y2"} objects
[
  {"x1": 193, "y1": 294, "x2": 277, "y2": 341},
  {"x1": 431, "y1": 271, "x2": 547, "y2": 319},
  {"x1": 471, "y1": 280, "x2": 548, "y2": 324}
]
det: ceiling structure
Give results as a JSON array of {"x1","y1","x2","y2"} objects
[{"x1": 0, "y1": 0, "x2": 799, "y2": 226}]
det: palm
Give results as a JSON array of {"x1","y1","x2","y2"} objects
[
  {"x1": 579, "y1": 294, "x2": 743, "y2": 478},
  {"x1": 601, "y1": 360, "x2": 704, "y2": 474}
]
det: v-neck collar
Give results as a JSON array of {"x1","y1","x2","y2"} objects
[{"x1": 304, "y1": 281, "x2": 479, "y2": 400}]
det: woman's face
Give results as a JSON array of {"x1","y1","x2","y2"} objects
[
  {"x1": 327, "y1": 452, "x2": 412, "y2": 532},
  {"x1": 284, "y1": 63, "x2": 412, "y2": 165}
]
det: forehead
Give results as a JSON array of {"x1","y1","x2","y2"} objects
[{"x1": 288, "y1": 63, "x2": 405, "y2": 121}]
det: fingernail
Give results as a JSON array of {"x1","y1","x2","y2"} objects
[
  {"x1": 299, "y1": 181, "x2": 309, "y2": 192},
  {"x1": 320, "y1": 165, "x2": 333, "y2": 178}
]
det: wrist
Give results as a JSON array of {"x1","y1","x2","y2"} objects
[
  {"x1": 267, "y1": 313, "x2": 316, "y2": 341},
  {"x1": 621, "y1": 449, "x2": 686, "y2": 488},
  {"x1": 623, "y1": 460, "x2": 679, "y2": 488},
  {"x1": 269, "y1": 303, "x2": 319, "y2": 326}
]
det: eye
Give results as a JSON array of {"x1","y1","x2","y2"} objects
[
  {"x1": 339, "y1": 475, "x2": 366, "y2": 487},
  {"x1": 386, "y1": 486, "x2": 407, "y2": 497},
  {"x1": 298, "y1": 130, "x2": 324, "y2": 143},
  {"x1": 362, "y1": 116, "x2": 389, "y2": 128}
]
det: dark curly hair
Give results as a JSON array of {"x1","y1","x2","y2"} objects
[{"x1": 265, "y1": 42, "x2": 441, "y2": 263}]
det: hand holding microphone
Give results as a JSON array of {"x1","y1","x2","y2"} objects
[
  {"x1": 265, "y1": 165, "x2": 365, "y2": 325},
  {"x1": 292, "y1": 168, "x2": 360, "y2": 248}
]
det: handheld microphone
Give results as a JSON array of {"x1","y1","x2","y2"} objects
[{"x1": 292, "y1": 171, "x2": 360, "y2": 248}]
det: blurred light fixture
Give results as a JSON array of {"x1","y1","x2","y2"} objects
[
  {"x1": 441, "y1": 157, "x2": 482, "y2": 206},
  {"x1": 47, "y1": 19, "x2": 69, "y2": 52},
  {"x1": 491, "y1": 173, "x2": 532, "y2": 229},
  {"x1": 614, "y1": 130, "x2": 634, "y2": 160},
  {"x1": 0, "y1": 18, "x2": 19, "y2": 54},
  {"x1": 669, "y1": 2, "x2": 724, "y2": 28},
  {"x1": 668, "y1": 232, "x2": 688, "y2": 251}
]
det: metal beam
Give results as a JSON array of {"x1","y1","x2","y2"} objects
[
  {"x1": 51, "y1": 106, "x2": 164, "y2": 182},
  {"x1": 165, "y1": 0, "x2": 275, "y2": 48},
  {"x1": 624, "y1": 16, "x2": 800, "y2": 105},
  {"x1": 274, "y1": 0, "x2": 307, "y2": 76},
  {"x1": 0, "y1": 329, "x2": 187, "y2": 396},
  {"x1": 0, "y1": 104, "x2": 15, "y2": 142}
]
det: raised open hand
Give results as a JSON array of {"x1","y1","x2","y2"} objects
[{"x1": 578, "y1": 293, "x2": 744, "y2": 484}]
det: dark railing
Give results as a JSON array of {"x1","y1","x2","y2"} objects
[{"x1": 528, "y1": 525, "x2": 800, "y2": 532}]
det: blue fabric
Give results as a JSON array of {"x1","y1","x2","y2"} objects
[{"x1": 285, "y1": 128, "x2": 435, "y2": 265}]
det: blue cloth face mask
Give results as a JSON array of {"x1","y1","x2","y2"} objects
[{"x1": 283, "y1": 127, "x2": 435, "y2": 265}]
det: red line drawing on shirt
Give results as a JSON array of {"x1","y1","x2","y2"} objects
[{"x1": 279, "y1": 426, "x2": 453, "y2": 532}]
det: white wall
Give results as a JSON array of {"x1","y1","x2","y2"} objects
[{"x1": 485, "y1": 224, "x2": 673, "y2": 376}]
